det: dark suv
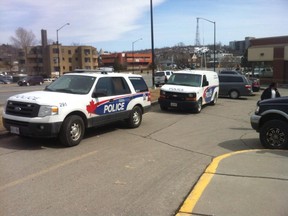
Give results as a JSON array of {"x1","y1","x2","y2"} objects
[
  {"x1": 218, "y1": 74, "x2": 253, "y2": 99},
  {"x1": 18, "y1": 76, "x2": 44, "y2": 86},
  {"x1": 250, "y1": 97, "x2": 288, "y2": 149}
]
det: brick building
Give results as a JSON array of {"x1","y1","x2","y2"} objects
[
  {"x1": 100, "y1": 52, "x2": 152, "y2": 72},
  {"x1": 24, "y1": 30, "x2": 99, "y2": 78},
  {"x1": 248, "y1": 36, "x2": 288, "y2": 84}
]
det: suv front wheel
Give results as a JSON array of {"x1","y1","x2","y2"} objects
[
  {"x1": 59, "y1": 115, "x2": 85, "y2": 147},
  {"x1": 260, "y1": 120, "x2": 288, "y2": 149}
]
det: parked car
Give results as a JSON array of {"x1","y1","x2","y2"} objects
[
  {"x1": 158, "y1": 70, "x2": 219, "y2": 113},
  {"x1": 0, "y1": 77, "x2": 12, "y2": 84},
  {"x1": 250, "y1": 97, "x2": 288, "y2": 149},
  {"x1": 219, "y1": 70, "x2": 242, "y2": 75},
  {"x1": 154, "y1": 71, "x2": 173, "y2": 87},
  {"x1": 3, "y1": 72, "x2": 151, "y2": 147},
  {"x1": 218, "y1": 74, "x2": 253, "y2": 99},
  {"x1": 245, "y1": 67, "x2": 273, "y2": 78},
  {"x1": 249, "y1": 77, "x2": 260, "y2": 92},
  {"x1": 17, "y1": 76, "x2": 44, "y2": 86}
]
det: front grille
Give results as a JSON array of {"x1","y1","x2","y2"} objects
[
  {"x1": 164, "y1": 92, "x2": 187, "y2": 101},
  {"x1": 6, "y1": 100, "x2": 40, "y2": 117}
]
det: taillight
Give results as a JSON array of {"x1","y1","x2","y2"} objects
[
  {"x1": 245, "y1": 85, "x2": 252, "y2": 89},
  {"x1": 148, "y1": 91, "x2": 151, "y2": 101}
]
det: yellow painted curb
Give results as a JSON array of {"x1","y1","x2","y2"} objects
[{"x1": 176, "y1": 149, "x2": 258, "y2": 215}]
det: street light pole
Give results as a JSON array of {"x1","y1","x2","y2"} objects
[
  {"x1": 132, "y1": 38, "x2": 142, "y2": 73},
  {"x1": 150, "y1": 0, "x2": 155, "y2": 88},
  {"x1": 56, "y1": 23, "x2": 70, "y2": 75},
  {"x1": 197, "y1": 17, "x2": 216, "y2": 72}
]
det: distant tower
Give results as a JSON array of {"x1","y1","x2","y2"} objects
[{"x1": 195, "y1": 18, "x2": 201, "y2": 46}]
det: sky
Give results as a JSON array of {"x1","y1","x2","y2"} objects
[{"x1": 1, "y1": 0, "x2": 288, "y2": 52}]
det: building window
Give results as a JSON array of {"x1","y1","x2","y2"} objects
[
  {"x1": 85, "y1": 58, "x2": 90, "y2": 63},
  {"x1": 69, "y1": 58, "x2": 72, "y2": 63},
  {"x1": 53, "y1": 48, "x2": 58, "y2": 54},
  {"x1": 68, "y1": 50, "x2": 72, "y2": 55}
]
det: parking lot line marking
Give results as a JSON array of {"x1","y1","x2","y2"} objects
[
  {"x1": 176, "y1": 149, "x2": 257, "y2": 215},
  {"x1": 0, "y1": 150, "x2": 98, "y2": 192}
]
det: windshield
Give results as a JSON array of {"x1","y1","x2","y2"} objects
[
  {"x1": 45, "y1": 75, "x2": 96, "y2": 94},
  {"x1": 167, "y1": 73, "x2": 202, "y2": 87},
  {"x1": 155, "y1": 72, "x2": 165, "y2": 77}
]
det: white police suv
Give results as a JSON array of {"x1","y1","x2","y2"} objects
[{"x1": 2, "y1": 71, "x2": 151, "y2": 147}]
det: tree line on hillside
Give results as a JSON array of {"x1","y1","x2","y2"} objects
[{"x1": 1, "y1": 28, "x2": 251, "y2": 72}]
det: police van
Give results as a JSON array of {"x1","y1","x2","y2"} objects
[
  {"x1": 2, "y1": 72, "x2": 151, "y2": 147},
  {"x1": 158, "y1": 70, "x2": 219, "y2": 113}
]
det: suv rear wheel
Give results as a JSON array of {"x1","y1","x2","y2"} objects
[
  {"x1": 126, "y1": 106, "x2": 142, "y2": 128},
  {"x1": 260, "y1": 120, "x2": 288, "y2": 149}
]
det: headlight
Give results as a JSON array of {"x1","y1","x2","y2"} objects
[
  {"x1": 38, "y1": 105, "x2": 59, "y2": 117},
  {"x1": 160, "y1": 90, "x2": 166, "y2": 96},
  {"x1": 255, "y1": 106, "x2": 260, "y2": 114},
  {"x1": 187, "y1": 93, "x2": 196, "y2": 98}
]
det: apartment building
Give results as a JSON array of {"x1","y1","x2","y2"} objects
[
  {"x1": 100, "y1": 52, "x2": 152, "y2": 72},
  {"x1": 24, "y1": 30, "x2": 99, "y2": 77}
]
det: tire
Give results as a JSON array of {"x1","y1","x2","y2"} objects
[
  {"x1": 59, "y1": 115, "x2": 85, "y2": 147},
  {"x1": 193, "y1": 98, "x2": 202, "y2": 113},
  {"x1": 260, "y1": 120, "x2": 288, "y2": 149},
  {"x1": 160, "y1": 104, "x2": 168, "y2": 111},
  {"x1": 229, "y1": 90, "x2": 239, "y2": 99},
  {"x1": 211, "y1": 93, "x2": 218, "y2": 105},
  {"x1": 126, "y1": 106, "x2": 142, "y2": 128}
]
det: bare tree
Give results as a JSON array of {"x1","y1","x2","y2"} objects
[
  {"x1": 220, "y1": 55, "x2": 237, "y2": 69},
  {"x1": 10, "y1": 27, "x2": 37, "y2": 49}
]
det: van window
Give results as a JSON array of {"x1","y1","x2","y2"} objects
[
  {"x1": 155, "y1": 72, "x2": 165, "y2": 77},
  {"x1": 219, "y1": 76, "x2": 243, "y2": 83}
]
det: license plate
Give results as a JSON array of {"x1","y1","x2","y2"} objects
[
  {"x1": 10, "y1": 126, "x2": 20, "y2": 134},
  {"x1": 170, "y1": 102, "x2": 177, "y2": 107}
]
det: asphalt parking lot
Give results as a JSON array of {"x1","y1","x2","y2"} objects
[{"x1": 1, "y1": 85, "x2": 288, "y2": 216}]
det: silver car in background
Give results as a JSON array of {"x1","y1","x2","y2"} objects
[{"x1": 154, "y1": 70, "x2": 173, "y2": 87}]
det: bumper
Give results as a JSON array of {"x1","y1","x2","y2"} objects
[
  {"x1": 250, "y1": 114, "x2": 261, "y2": 132},
  {"x1": 158, "y1": 98, "x2": 198, "y2": 110},
  {"x1": 3, "y1": 117, "x2": 62, "y2": 138}
]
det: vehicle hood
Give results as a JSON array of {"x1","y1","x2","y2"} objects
[
  {"x1": 7, "y1": 91, "x2": 85, "y2": 105},
  {"x1": 258, "y1": 96, "x2": 288, "y2": 106},
  {"x1": 160, "y1": 84, "x2": 200, "y2": 93}
]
